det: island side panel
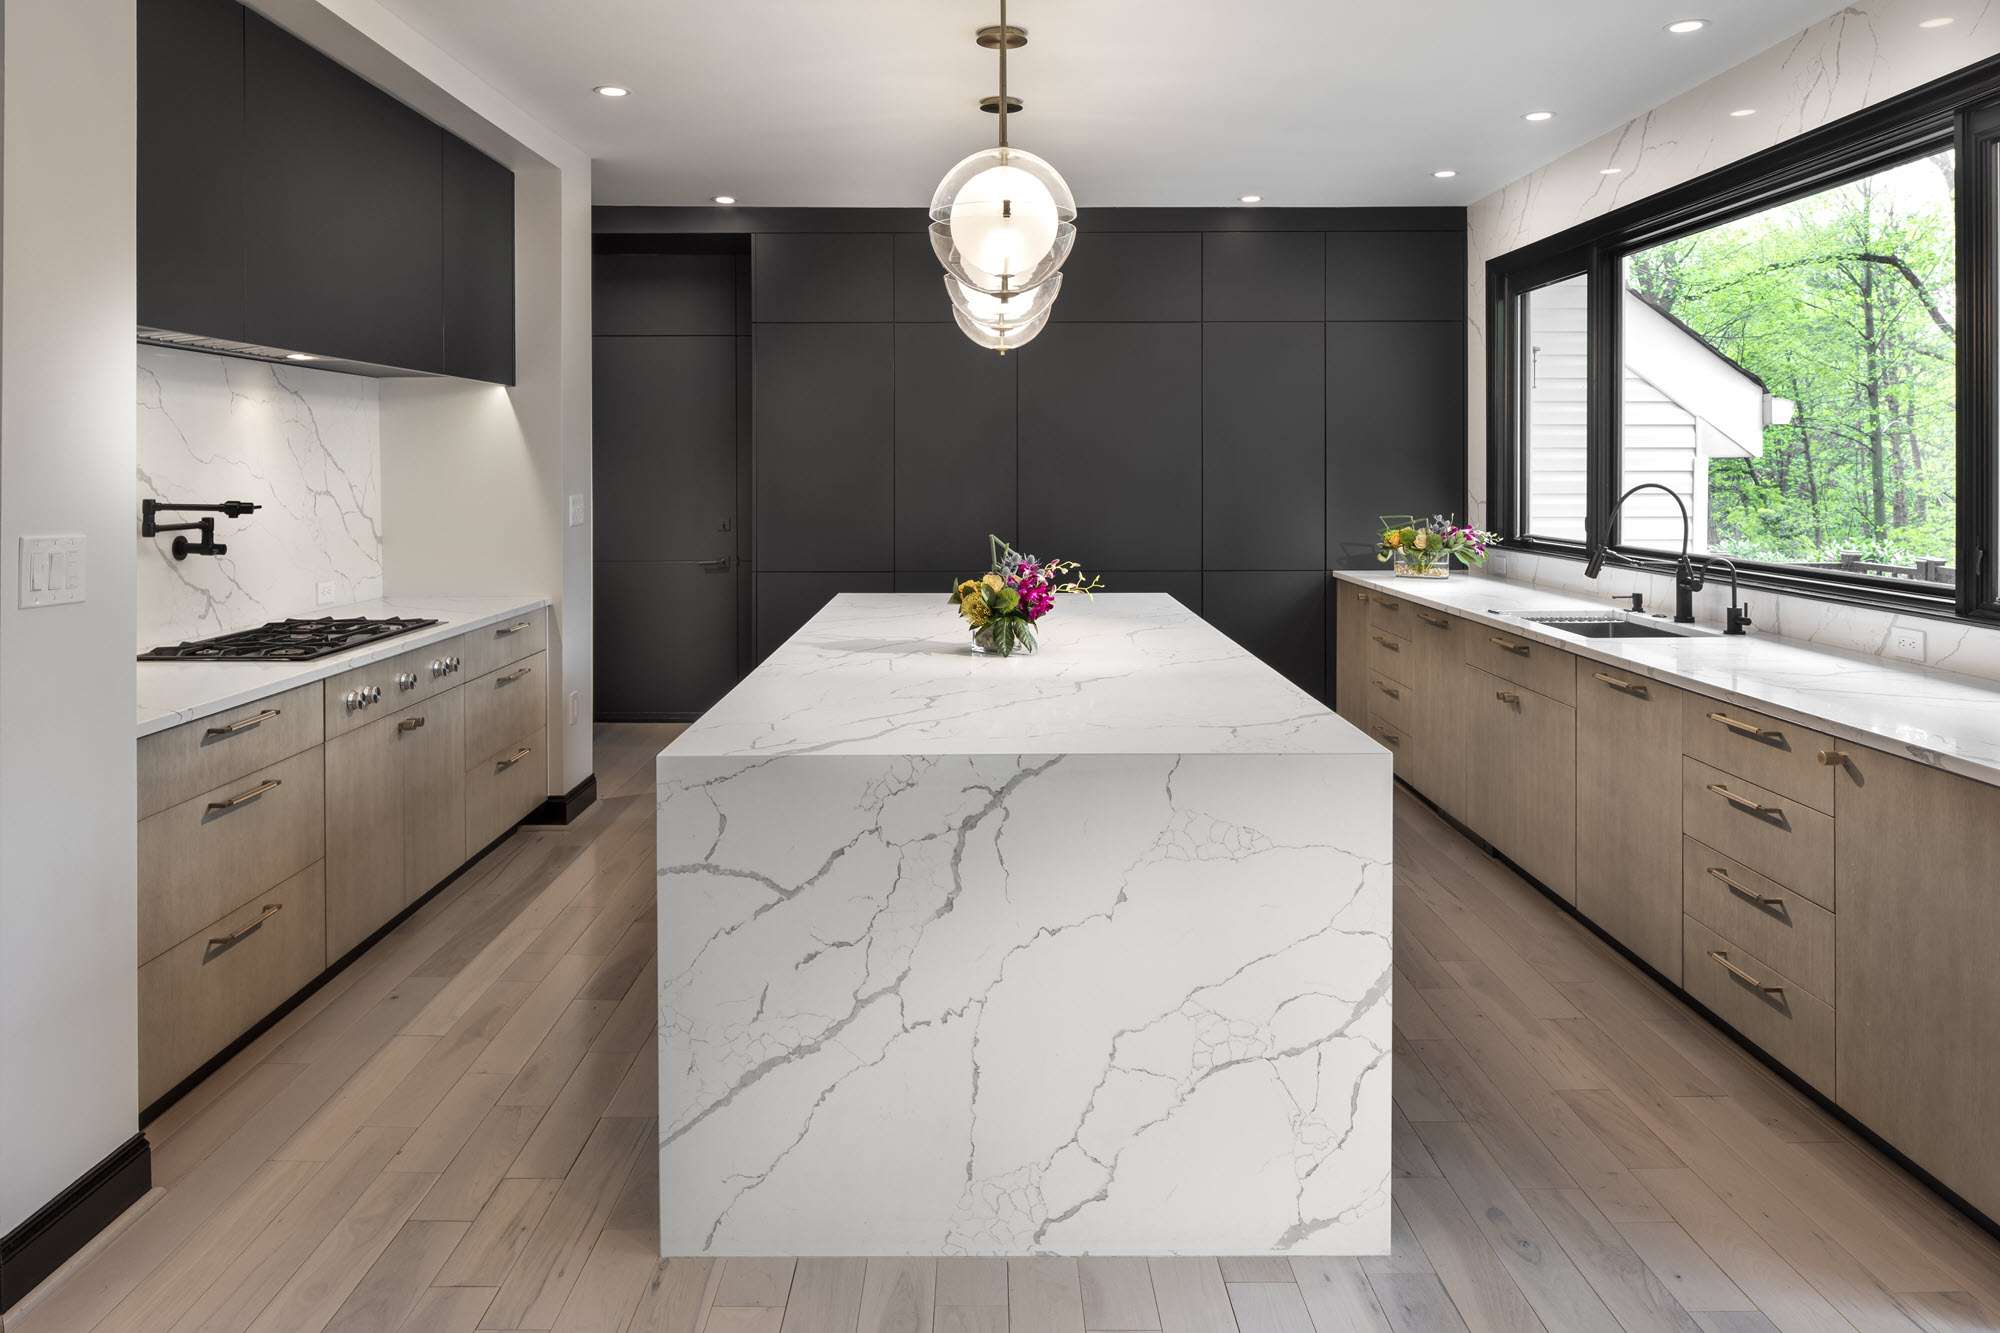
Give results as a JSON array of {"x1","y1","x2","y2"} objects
[{"x1": 656, "y1": 747, "x2": 1392, "y2": 1256}]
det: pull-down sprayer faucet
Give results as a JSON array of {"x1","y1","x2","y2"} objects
[{"x1": 1584, "y1": 482, "x2": 1705, "y2": 623}]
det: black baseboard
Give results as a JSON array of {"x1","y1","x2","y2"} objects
[
  {"x1": 1396, "y1": 777, "x2": 2000, "y2": 1247},
  {"x1": 524, "y1": 773, "x2": 597, "y2": 826},
  {"x1": 0, "y1": 1134, "x2": 150, "y2": 1314}
]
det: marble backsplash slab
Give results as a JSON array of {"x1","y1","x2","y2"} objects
[{"x1": 137, "y1": 345, "x2": 382, "y2": 649}]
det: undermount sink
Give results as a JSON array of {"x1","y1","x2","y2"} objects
[{"x1": 1516, "y1": 612, "x2": 1708, "y2": 641}]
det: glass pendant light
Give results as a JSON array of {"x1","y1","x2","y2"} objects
[{"x1": 930, "y1": 0, "x2": 1075, "y2": 349}]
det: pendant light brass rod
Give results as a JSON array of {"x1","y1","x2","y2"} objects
[{"x1": 997, "y1": 0, "x2": 1009, "y2": 149}]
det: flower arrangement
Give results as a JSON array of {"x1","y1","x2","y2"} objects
[
  {"x1": 949, "y1": 534, "x2": 1104, "y2": 655},
  {"x1": 1377, "y1": 514, "x2": 1497, "y2": 578}
]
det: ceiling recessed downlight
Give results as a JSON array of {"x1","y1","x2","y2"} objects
[
  {"x1": 712, "y1": 195, "x2": 737, "y2": 204},
  {"x1": 1920, "y1": 15, "x2": 1955, "y2": 26},
  {"x1": 1523, "y1": 110, "x2": 1555, "y2": 122},
  {"x1": 1729, "y1": 107, "x2": 1757, "y2": 117},
  {"x1": 1599, "y1": 166, "x2": 1623, "y2": 175},
  {"x1": 1239, "y1": 194, "x2": 1262, "y2": 203},
  {"x1": 1666, "y1": 18, "x2": 1707, "y2": 33},
  {"x1": 1431, "y1": 169, "x2": 1457, "y2": 179},
  {"x1": 594, "y1": 85, "x2": 630, "y2": 97}
]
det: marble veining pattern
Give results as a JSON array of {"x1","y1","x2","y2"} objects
[
  {"x1": 658, "y1": 595, "x2": 1393, "y2": 1255},
  {"x1": 138, "y1": 345, "x2": 382, "y2": 649}
]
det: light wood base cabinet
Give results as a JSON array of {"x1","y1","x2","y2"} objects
[
  {"x1": 468, "y1": 727, "x2": 548, "y2": 852},
  {"x1": 1464, "y1": 664, "x2": 1577, "y2": 902},
  {"x1": 1836, "y1": 743, "x2": 2000, "y2": 1220},
  {"x1": 1577, "y1": 664, "x2": 1685, "y2": 981},
  {"x1": 1333, "y1": 585, "x2": 1372, "y2": 726}
]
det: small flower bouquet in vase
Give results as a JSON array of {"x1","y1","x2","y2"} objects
[
  {"x1": 949, "y1": 535, "x2": 1104, "y2": 656},
  {"x1": 1377, "y1": 514, "x2": 1497, "y2": 578}
]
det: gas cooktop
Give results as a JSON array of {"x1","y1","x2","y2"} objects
[{"x1": 139, "y1": 616, "x2": 442, "y2": 662}]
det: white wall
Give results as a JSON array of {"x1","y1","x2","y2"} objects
[
  {"x1": 0, "y1": 0, "x2": 140, "y2": 1237},
  {"x1": 1468, "y1": 1, "x2": 2000, "y2": 672}
]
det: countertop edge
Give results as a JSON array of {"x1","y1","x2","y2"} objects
[
  {"x1": 1331, "y1": 569, "x2": 2000, "y2": 790},
  {"x1": 136, "y1": 596, "x2": 551, "y2": 740}
]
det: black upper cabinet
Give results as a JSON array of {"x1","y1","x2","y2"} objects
[
  {"x1": 139, "y1": 0, "x2": 247, "y2": 339},
  {"x1": 1050, "y1": 233, "x2": 1201, "y2": 322},
  {"x1": 1325, "y1": 231, "x2": 1465, "y2": 321},
  {"x1": 441, "y1": 135, "x2": 515, "y2": 384},
  {"x1": 1202, "y1": 232, "x2": 1325, "y2": 322},
  {"x1": 139, "y1": 5, "x2": 515, "y2": 381},
  {"x1": 243, "y1": 13, "x2": 443, "y2": 373},
  {"x1": 751, "y1": 234, "x2": 893, "y2": 322}
]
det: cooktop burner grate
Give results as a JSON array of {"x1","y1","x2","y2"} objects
[{"x1": 139, "y1": 616, "x2": 441, "y2": 662}]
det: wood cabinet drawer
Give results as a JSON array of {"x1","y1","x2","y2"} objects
[
  {"x1": 1366, "y1": 671, "x2": 1412, "y2": 733},
  {"x1": 138, "y1": 681, "x2": 324, "y2": 819},
  {"x1": 1365, "y1": 590, "x2": 1413, "y2": 636},
  {"x1": 1465, "y1": 665, "x2": 1577, "y2": 902},
  {"x1": 1463, "y1": 626, "x2": 1575, "y2": 705},
  {"x1": 1682, "y1": 693, "x2": 1836, "y2": 814},
  {"x1": 1683, "y1": 837, "x2": 1834, "y2": 1002},
  {"x1": 465, "y1": 650, "x2": 547, "y2": 764},
  {"x1": 468, "y1": 726, "x2": 546, "y2": 851},
  {"x1": 457, "y1": 607, "x2": 546, "y2": 681},
  {"x1": 1682, "y1": 758, "x2": 1834, "y2": 909},
  {"x1": 323, "y1": 639, "x2": 467, "y2": 739},
  {"x1": 1683, "y1": 915, "x2": 1835, "y2": 1096},
  {"x1": 138, "y1": 746, "x2": 325, "y2": 964},
  {"x1": 1365, "y1": 712, "x2": 1414, "y2": 780},
  {"x1": 1367, "y1": 627, "x2": 1412, "y2": 687},
  {"x1": 139, "y1": 861, "x2": 326, "y2": 1106}
]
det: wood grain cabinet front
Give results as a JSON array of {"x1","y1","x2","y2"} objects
[
  {"x1": 458, "y1": 608, "x2": 548, "y2": 680},
  {"x1": 1464, "y1": 664, "x2": 1577, "y2": 902},
  {"x1": 1681, "y1": 693, "x2": 1836, "y2": 814},
  {"x1": 464, "y1": 650, "x2": 547, "y2": 766},
  {"x1": 1577, "y1": 663, "x2": 1686, "y2": 982},
  {"x1": 1683, "y1": 914, "x2": 1835, "y2": 1096},
  {"x1": 1333, "y1": 585, "x2": 1372, "y2": 727},
  {"x1": 1682, "y1": 757, "x2": 1834, "y2": 910},
  {"x1": 468, "y1": 728, "x2": 548, "y2": 853},
  {"x1": 138, "y1": 681, "x2": 324, "y2": 819}
]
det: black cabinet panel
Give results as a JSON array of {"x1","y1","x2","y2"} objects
[
  {"x1": 1202, "y1": 233, "x2": 1324, "y2": 322},
  {"x1": 595, "y1": 253, "x2": 738, "y2": 335},
  {"x1": 1051, "y1": 234, "x2": 1201, "y2": 322},
  {"x1": 1018, "y1": 323, "x2": 1202, "y2": 570},
  {"x1": 755, "y1": 324, "x2": 894, "y2": 570},
  {"x1": 752, "y1": 234, "x2": 893, "y2": 322},
  {"x1": 1325, "y1": 231, "x2": 1465, "y2": 322},
  {"x1": 594, "y1": 336, "x2": 736, "y2": 563},
  {"x1": 895, "y1": 325, "x2": 1016, "y2": 570},
  {"x1": 441, "y1": 135, "x2": 515, "y2": 384},
  {"x1": 1327, "y1": 321, "x2": 1464, "y2": 568},
  {"x1": 243, "y1": 14, "x2": 443, "y2": 371},
  {"x1": 757, "y1": 573, "x2": 894, "y2": 661},
  {"x1": 597, "y1": 561, "x2": 738, "y2": 718},
  {"x1": 1203, "y1": 324, "x2": 1324, "y2": 569},
  {"x1": 139, "y1": 0, "x2": 245, "y2": 338},
  {"x1": 893, "y1": 233, "x2": 951, "y2": 323},
  {"x1": 1094, "y1": 571, "x2": 1202, "y2": 612},
  {"x1": 1201, "y1": 571, "x2": 1328, "y2": 699}
]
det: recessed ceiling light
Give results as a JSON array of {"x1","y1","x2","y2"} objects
[
  {"x1": 1600, "y1": 166, "x2": 1624, "y2": 175},
  {"x1": 712, "y1": 195, "x2": 737, "y2": 205},
  {"x1": 1920, "y1": 15, "x2": 1955, "y2": 27},
  {"x1": 1666, "y1": 18, "x2": 1707, "y2": 33},
  {"x1": 1729, "y1": 107, "x2": 1757, "y2": 117},
  {"x1": 594, "y1": 85, "x2": 630, "y2": 97},
  {"x1": 283, "y1": 352, "x2": 316, "y2": 361},
  {"x1": 1431, "y1": 170, "x2": 1457, "y2": 179},
  {"x1": 1238, "y1": 194, "x2": 1262, "y2": 204},
  {"x1": 1524, "y1": 110, "x2": 1555, "y2": 122}
]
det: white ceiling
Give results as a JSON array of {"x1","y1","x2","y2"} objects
[{"x1": 377, "y1": 0, "x2": 1847, "y2": 207}]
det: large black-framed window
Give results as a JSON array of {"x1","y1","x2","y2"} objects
[{"x1": 1488, "y1": 55, "x2": 2000, "y2": 621}]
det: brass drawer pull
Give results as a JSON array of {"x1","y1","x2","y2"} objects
[
  {"x1": 1707, "y1": 782, "x2": 1780, "y2": 818},
  {"x1": 398, "y1": 716, "x2": 427, "y2": 732},
  {"x1": 1371, "y1": 634, "x2": 1400, "y2": 652},
  {"x1": 1709, "y1": 949, "x2": 1784, "y2": 996},
  {"x1": 1708, "y1": 711, "x2": 1784, "y2": 744},
  {"x1": 1494, "y1": 690, "x2": 1521, "y2": 705},
  {"x1": 1375, "y1": 682, "x2": 1402, "y2": 700},
  {"x1": 1817, "y1": 748, "x2": 1850, "y2": 767},
  {"x1": 498, "y1": 666, "x2": 534, "y2": 685},
  {"x1": 497, "y1": 619, "x2": 533, "y2": 635},
  {"x1": 1376, "y1": 730, "x2": 1401, "y2": 747},
  {"x1": 497, "y1": 746, "x2": 533, "y2": 771},
  {"x1": 1489, "y1": 635, "x2": 1530, "y2": 656},
  {"x1": 1708, "y1": 865, "x2": 1783, "y2": 909},
  {"x1": 204, "y1": 708, "x2": 280, "y2": 738},
  {"x1": 1593, "y1": 671, "x2": 1649, "y2": 698},
  {"x1": 1355, "y1": 590, "x2": 1371, "y2": 603},
  {"x1": 1417, "y1": 611, "x2": 1450, "y2": 629},
  {"x1": 209, "y1": 902, "x2": 282, "y2": 948},
  {"x1": 1375, "y1": 598, "x2": 1401, "y2": 611},
  {"x1": 206, "y1": 778, "x2": 281, "y2": 814}
]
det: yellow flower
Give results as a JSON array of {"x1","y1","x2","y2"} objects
[
  {"x1": 982, "y1": 572, "x2": 1006, "y2": 592},
  {"x1": 1384, "y1": 531, "x2": 1403, "y2": 549},
  {"x1": 1413, "y1": 531, "x2": 1428, "y2": 551}
]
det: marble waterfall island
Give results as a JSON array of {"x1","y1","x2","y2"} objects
[{"x1": 656, "y1": 593, "x2": 1393, "y2": 1256}]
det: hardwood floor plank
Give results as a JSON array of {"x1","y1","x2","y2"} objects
[
  {"x1": 321, "y1": 1217, "x2": 468, "y2": 1333},
  {"x1": 711, "y1": 1309, "x2": 791, "y2": 1333},
  {"x1": 716, "y1": 1259, "x2": 800, "y2": 1307},
  {"x1": 368, "y1": 979, "x2": 539, "y2": 1129},
  {"x1": 1226, "y1": 1282, "x2": 1315, "y2": 1333},
  {"x1": 1390, "y1": 1104, "x2": 1443, "y2": 1180},
  {"x1": 1557, "y1": 1089, "x2": 1684, "y2": 1171},
  {"x1": 1145, "y1": 1259, "x2": 1232, "y2": 1333},
  {"x1": 624, "y1": 1255, "x2": 717, "y2": 1333},
  {"x1": 1390, "y1": 1176, "x2": 1543, "y2": 1333},
  {"x1": 550, "y1": 1227, "x2": 660, "y2": 1332},
  {"x1": 497, "y1": 996, "x2": 621, "y2": 1108},
  {"x1": 1287, "y1": 1257, "x2": 1392, "y2": 1333},
  {"x1": 936, "y1": 1259, "x2": 1009, "y2": 1307},
  {"x1": 275, "y1": 1033, "x2": 441, "y2": 1161},
  {"x1": 468, "y1": 953, "x2": 602, "y2": 1079},
  {"x1": 483, "y1": 1115, "x2": 653, "y2": 1328},
  {"x1": 1391, "y1": 1032, "x2": 1461, "y2": 1124},
  {"x1": 592, "y1": 958, "x2": 661, "y2": 1054},
  {"x1": 1079, "y1": 1257, "x2": 1159, "y2": 1330},
  {"x1": 1391, "y1": 973, "x2": 1452, "y2": 1043},
  {"x1": 435, "y1": 1177, "x2": 562, "y2": 1286},
  {"x1": 603, "y1": 1024, "x2": 658, "y2": 1119},
  {"x1": 390, "y1": 1070, "x2": 515, "y2": 1174},
  {"x1": 240, "y1": 1167, "x2": 437, "y2": 1333},
  {"x1": 1689, "y1": 1314, "x2": 1783, "y2": 1333},
  {"x1": 1359, "y1": 1203, "x2": 1432, "y2": 1278},
  {"x1": 859, "y1": 1258, "x2": 938, "y2": 1333},
  {"x1": 1217, "y1": 1259, "x2": 1293, "y2": 1283},
  {"x1": 1408, "y1": 1039, "x2": 1574, "y2": 1190},
  {"x1": 411, "y1": 1101, "x2": 547, "y2": 1221},
  {"x1": 1615, "y1": 1222, "x2": 1756, "y2": 1313},
  {"x1": 1890, "y1": 1290, "x2": 2000, "y2": 1331},
  {"x1": 936, "y1": 1308, "x2": 1009, "y2": 1333},
  {"x1": 781, "y1": 1258, "x2": 870, "y2": 1333},
  {"x1": 1520, "y1": 1187, "x2": 1701, "y2": 1333},
  {"x1": 149, "y1": 1060, "x2": 305, "y2": 1187},
  {"x1": 1367, "y1": 1275, "x2": 1470, "y2": 1333},
  {"x1": 1555, "y1": 984, "x2": 1719, "y2": 1100}
]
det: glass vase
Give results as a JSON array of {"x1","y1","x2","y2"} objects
[{"x1": 1393, "y1": 552, "x2": 1451, "y2": 579}]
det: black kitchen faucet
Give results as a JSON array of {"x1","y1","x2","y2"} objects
[{"x1": 141, "y1": 498, "x2": 261, "y2": 560}]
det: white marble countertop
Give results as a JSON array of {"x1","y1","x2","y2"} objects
[
  {"x1": 668, "y1": 592, "x2": 1373, "y2": 758},
  {"x1": 136, "y1": 594, "x2": 549, "y2": 738},
  {"x1": 1333, "y1": 568, "x2": 2000, "y2": 788}
]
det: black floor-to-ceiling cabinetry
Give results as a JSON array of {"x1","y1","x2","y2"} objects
[{"x1": 593, "y1": 207, "x2": 1466, "y2": 711}]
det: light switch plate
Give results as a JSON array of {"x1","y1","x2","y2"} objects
[
  {"x1": 1886, "y1": 625, "x2": 1926, "y2": 663},
  {"x1": 568, "y1": 494, "x2": 587, "y2": 528},
  {"x1": 18, "y1": 534, "x2": 85, "y2": 608}
]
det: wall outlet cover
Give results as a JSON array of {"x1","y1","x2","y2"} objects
[
  {"x1": 1886, "y1": 625, "x2": 1926, "y2": 663},
  {"x1": 567, "y1": 690, "x2": 581, "y2": 725},
  {"x1": 18, "y1": 534, "x2": 86, "y2": 608},
  {"x1": 568, "y1": 494, "x2": 587, "y2": 528},
  {"x1": 316, "y1": 579, "x2": 339, "y2": 606}
]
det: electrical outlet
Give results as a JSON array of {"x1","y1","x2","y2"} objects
[
  {"x1": 568, "y1": 494, "x2": 587, "y2": 528},
  {"x1": 18, "y1": 535, "x2": 85, "y2": 608},
  {"x1": 567, "y1": 690, "x2": 581, "y2": 725},
  {"x1": 316, "y1": 579, "x2": 339, "y2": 606},
  {"x1": 1886, "y1": 625, "x2": 1926, "y2": 663}
]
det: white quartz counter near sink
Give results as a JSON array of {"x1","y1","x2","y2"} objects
[
  {"x1": 1334, "y1": 569, "x2": 2000, "y2": 788},
  {"x1": 136, "y1": 594, "x2": 549, "y2": 738}
]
